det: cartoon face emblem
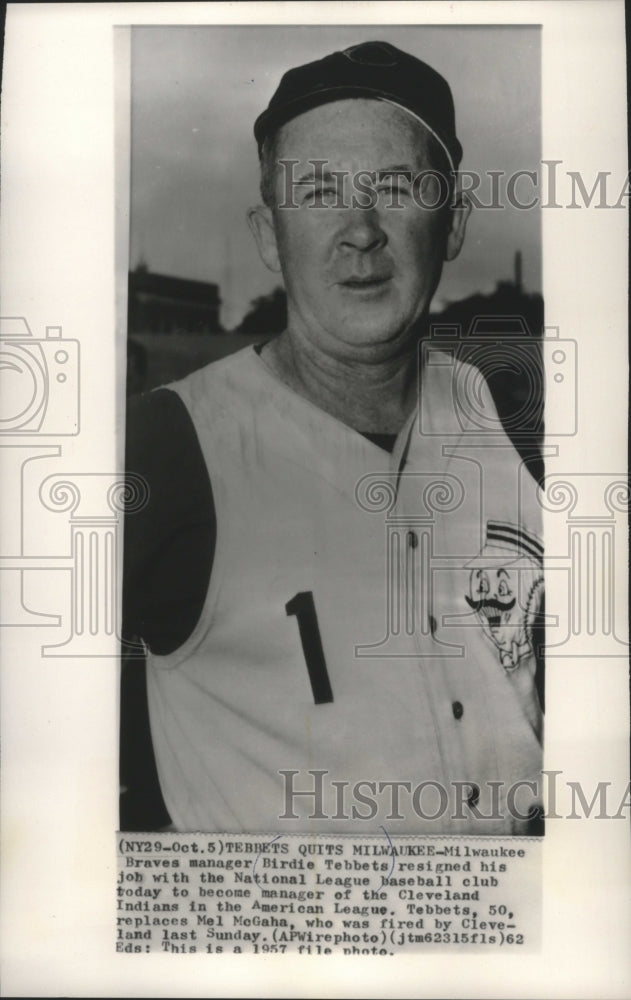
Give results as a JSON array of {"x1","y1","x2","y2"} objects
[{"x1": 465, "y1": 565, "x2": 543, "y2": 670}]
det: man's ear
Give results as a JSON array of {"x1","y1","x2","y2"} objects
[
  {"x1": 247, "y1": 205, "x2": 282, "y2": 273},
  {"x1": 445, "y1": 192, "x2": 472, "y2": 262}
]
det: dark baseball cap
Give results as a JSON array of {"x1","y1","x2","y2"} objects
[{"x1": 254, "y1": 40, "x2": 463, "y2": 170}]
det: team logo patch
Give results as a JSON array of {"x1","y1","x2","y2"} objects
[{"x1": 465, "y1": 521, "x2": 544, "y2": 671}]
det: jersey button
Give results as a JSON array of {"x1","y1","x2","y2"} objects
[
  {"x1": 407, "y1": 530, "x2": 418, "y2": 548},
  {"x1": 452, "y1": 700, "x2": 464, "y2": 720}
]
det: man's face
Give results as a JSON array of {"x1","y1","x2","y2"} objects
[{"x1": 249, "y1": 99, "x2": 468, "y2": 361}]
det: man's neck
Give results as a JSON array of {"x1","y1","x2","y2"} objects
[{"x1": 260, "y1": 330, "x2": 420, "y2": 435}]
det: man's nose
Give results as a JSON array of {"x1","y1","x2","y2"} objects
[{"x1": 338, "y1": 207, "x2": 387, "y2": 253}]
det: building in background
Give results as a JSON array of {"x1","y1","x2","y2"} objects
[
  {"x1": 126, "y1": 264, "x2": 272, "y2": 391},
  {"x1": 128, "y1": 263, "x2": 222, "y2": 335}
]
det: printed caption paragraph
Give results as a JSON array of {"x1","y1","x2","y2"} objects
[{"x1": 117, "y1": 834, "x2": 541, "y2": 954}]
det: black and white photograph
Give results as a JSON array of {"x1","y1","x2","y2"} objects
[{"x1": 121, "y1": 24, "x2": 546, "y2": 838}]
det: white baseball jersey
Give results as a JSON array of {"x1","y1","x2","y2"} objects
[{"x1": 146, "y1": 345, "x2": 544, "y2": 833}]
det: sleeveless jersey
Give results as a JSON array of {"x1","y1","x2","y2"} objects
[{"x1": 146, "y1": 346, "x2": 544, "y2": 834}]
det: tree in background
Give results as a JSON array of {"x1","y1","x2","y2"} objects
[{"x1": 236, "y1": 286, "x2": 287, "y2": 335}]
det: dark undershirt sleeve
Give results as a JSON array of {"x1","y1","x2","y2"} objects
[
  {"x1": 363, "y1": 432, "x2": 396, "y2": 453},
  {"x1": 123, "y1": 388, "x2": 216, "y2": 656}
]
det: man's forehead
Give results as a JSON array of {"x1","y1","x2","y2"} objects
[{"x1": 273, "y1": 98, "x2": 434, "y2": 164}]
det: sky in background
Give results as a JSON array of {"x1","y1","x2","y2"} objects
[{"x1": 129, "y1": 25, "x2": 541, "y2": 329}]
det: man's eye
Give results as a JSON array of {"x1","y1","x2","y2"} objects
[
  {"x1": 497, "y1": 580, "x2": 511, "y2": 597},
  {"x1": 377, "y1": 180, "x2": 410, "y2": 196},
  {"x1": 306, "y1": 185, "x2": 340, "y2": 205}
]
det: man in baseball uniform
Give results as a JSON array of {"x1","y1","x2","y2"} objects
[{"x1": 124, "y1": 41, "x2": 544, "y2": 835}]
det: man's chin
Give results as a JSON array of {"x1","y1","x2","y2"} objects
[{"x1": 323, "y1": 310, "x2": 419, "y2": 352}]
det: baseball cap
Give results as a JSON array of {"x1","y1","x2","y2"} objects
[
  {"x1": 254, "y1": 41, "x2": 463, "y2": 171},
  {"x1": 465, "y1": 521, "x2": 544, "y2": 569}
]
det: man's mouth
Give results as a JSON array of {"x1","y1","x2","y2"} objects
[{"x1": 339, "y1": 275, "x2": 392, "y2": 290}]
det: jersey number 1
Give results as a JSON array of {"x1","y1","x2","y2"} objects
[{"x1": 285, "y1": 592, "x2": 334, "y2": 705}]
